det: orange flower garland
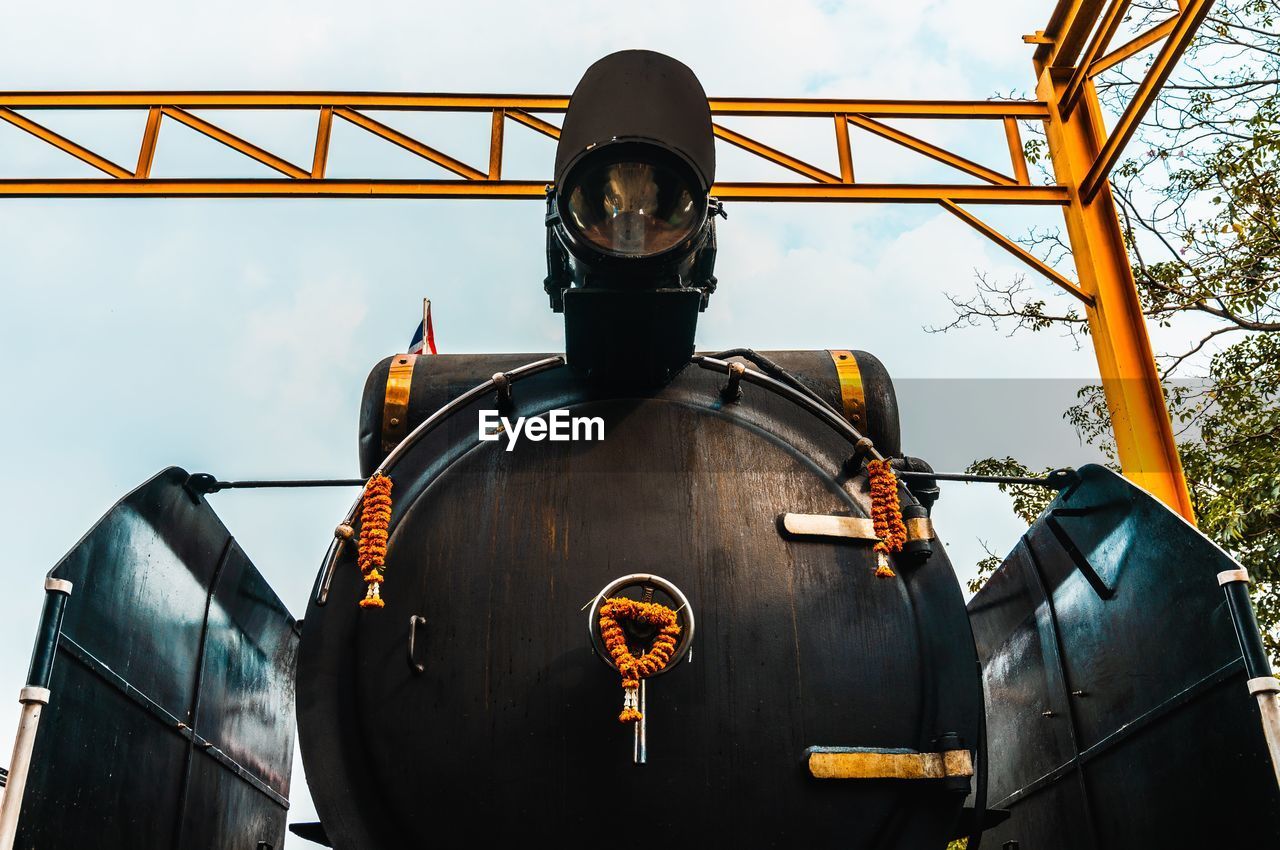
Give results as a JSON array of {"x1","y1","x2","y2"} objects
[
  {"x1": 598, "y1": 597, "x2": 681, "y2": 723},
  {"x1": 867, "y1": 459, "x2": 907, "y2": 578},
  {"x1": 357, "y1": 473, "x2": 393, "y2": 608}
]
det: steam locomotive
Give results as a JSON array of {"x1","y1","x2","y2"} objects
[
  {"x1": 7, "y1": 50, "x2": 1279, "y2": 850},
  {"x1": 296, "y1": 51, "x2": 979, "y2": 847}
]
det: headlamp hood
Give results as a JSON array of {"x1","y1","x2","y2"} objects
[{"x1": 554, "y1": 50, "x2": 715, "y2": 192}]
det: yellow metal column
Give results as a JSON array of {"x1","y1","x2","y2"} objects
[{"x1": 1038, "y1": 69, "x2": 1195, "y2": 520}]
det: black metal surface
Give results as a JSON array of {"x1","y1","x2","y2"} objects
[
  {"x1": 968, "y1": 463, "x2": 1280, "y2": 847},
  {"x1": 17, "y1": 467, "x2": 298, "y2": 850},
  {"x1": 289, "y1": 822, "x2": 331, "y2": 846},
  {"x1": 301, "y1": 359, "x2": 980, "y2": 848},
  {"x1": 563, "y1": 286, "x2": 703, "y2": 382},
  {"x1": 357, "y1": 350, "x2": 902, "y2": 474}
]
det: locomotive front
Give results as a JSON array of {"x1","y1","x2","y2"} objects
[{"x1": 297, "y1": 51, "x2": 983, "y2": 848}]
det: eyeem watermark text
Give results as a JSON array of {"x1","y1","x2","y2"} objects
[{"x1": 479, "y1": 409, "x2": 604, "y2": 451}]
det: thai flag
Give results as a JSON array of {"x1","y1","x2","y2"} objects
[{"x1": 408, "y1": 299, "x2": 437, "y2": 355}]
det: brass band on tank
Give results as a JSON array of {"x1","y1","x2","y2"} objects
[
  {"x1": 381, "y1": 354, "x2": 417, "y2": 451},
  {"x1": 828, "y1": 349, "x2": 866, "y2": 426}
]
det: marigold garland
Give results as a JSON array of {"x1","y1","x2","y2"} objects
[
  {"x1": 867, "y1": 459, "x2": 907, "y2": 579},
  {"x1": 357, "y1": 473, "x2": 393, "y2": 608},
  {"x1": 598, "y1": 597, "x2": 682, "y2": 724}
]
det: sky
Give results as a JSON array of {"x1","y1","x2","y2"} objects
[{"x1": 0, "y1": 0, "x2": 1156, "y2": 837}]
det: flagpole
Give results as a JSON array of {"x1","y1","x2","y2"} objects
[{"x1": 422, "y1": 297, "x2": 436, "y2": 354}]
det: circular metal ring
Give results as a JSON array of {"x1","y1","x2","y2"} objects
[{"x1": 587, "y1": 573, "x2": 695, "y2": 677}]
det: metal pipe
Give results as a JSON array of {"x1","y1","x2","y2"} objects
[
  {"x1": 1217, "y1": 569, "x2": 1280, "y2": 789},
  {"x1": 967, "y1": 665, "x2": 989, "y2": 850},
  {"x1": 313, "y1": 356, "x2": 565, "y2": 605},
  {"x1": 706, "y1": 348, "x2": 843, "y2": 417},
  {"x1": 0, "y1": 577, "x2": 72, "y2": 850},
  {"x1": 197, "y1": 477, "x2": 365, "y2": 493},
  {"x1": 693, "y1": 356, "x2": 885, "y2": 462},
  {"x1": 897, "y1": 469, "x2": 1078, "y2": 490},
  {"x1": 635, "y1": 680, "x2": 647, "y2": 765}
]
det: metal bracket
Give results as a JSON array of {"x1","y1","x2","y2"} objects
[
  {"x1": 780, "y1": 512, "x2": 935, "y2": 543},
  {"x1": 381, "y1": 354, "x2": 418, "y2": 451},
  {"x1": 806, "y1": 746, "x2": 974, "y2": 780},
  {"x1": 905, "y1": 516, "x2": 935, "y2": 542},
  {"x1": 17, "y1": 687, "x2": 50, "y2": 706},
  {"x1": 782, "y1": 513, "x2": 877, "y2": 541},
  {"x1": 720, "y1": 361, "x2": 745, "y2": 402},
  {"x1": 1045, "y1": 510, "x2": 1116, "y2": 600},
  {"x1": 828, "y1": 350, "x2": 866, "y2": 426},
  {"x1": 43, "y1": 577, "x2": 72, "y2": 596},
  {"x1": 1248, "y1": 677, "x2": 1280, "y2": 696},
  {"x1": 492, "y1": 372, "x2": 513, "y2": 409}
]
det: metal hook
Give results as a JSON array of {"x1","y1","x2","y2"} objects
[{"x1": 407, "y1": 615, "x2": 427, "y2": 675}]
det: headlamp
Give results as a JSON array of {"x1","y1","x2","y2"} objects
[
  {"x1": 559, "y1": 144, "x2": 706, "y2": 260},
  {"x1": 544, "y1": 50, "x2": 721, "y2": 385}
]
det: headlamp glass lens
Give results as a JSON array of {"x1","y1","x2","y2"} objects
[{"x1": 566, "y1": 161, "x2": 698, "y2": 256}]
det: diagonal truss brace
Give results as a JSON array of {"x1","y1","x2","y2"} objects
[
  {"x1": 0, "y1": 108, "x2": 131, "y2": 178},
  {"x1": 940, "y1": 200, "x2": 1094, "y2": 305}
]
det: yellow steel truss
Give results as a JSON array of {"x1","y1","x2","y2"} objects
[{"x1": 0, "y1": 0, "x2": 1212, "y2": 520}]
